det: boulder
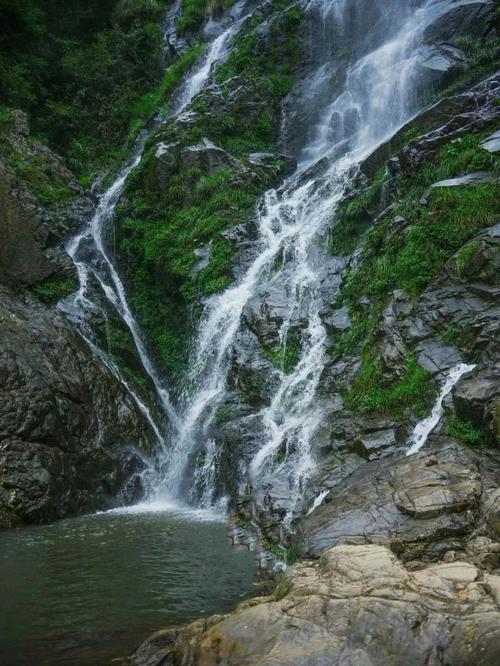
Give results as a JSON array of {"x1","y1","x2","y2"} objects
[
  {"x1": 481, "y1": 130, "x2": 500, "y2": 154},
  {"x1": 452, "y1": 365, "x2": 500, "y2": 445},
  {"x1": 127, "y1": 543, "x2": 500, "y2": 666},
  {"x1": 300, "y1": 441, "x2": 484, "y2": 561},
  {"x1": 321, "y1": 305, "x2": 352, "y2": 334},
  {"x1": 423, "y1": 0, "x2": 496, "y2": 43},
  {"x1": 0, "y1": 286, "x2": 156, "y2": 526}
]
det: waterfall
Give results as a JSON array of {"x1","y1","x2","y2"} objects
[
  {"x1": 61, "y1": 2, "x2": 251, "y2": 459},
  {"x1": 160, "y1": 0, "x2": 451, "y2": 519},
  {"x1": 406, "y1": 363, "x2": 476, "y2": 456},
  {"x1": 61, "y1": 0, "x2": 468, "y2": 520}
]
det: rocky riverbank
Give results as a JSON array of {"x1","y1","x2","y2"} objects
[{"x1": 128, "y1": 542, "x2": 500, "y2": 665}]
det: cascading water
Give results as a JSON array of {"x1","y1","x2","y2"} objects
[
  {"x1": 61, "y1": 1, "x2": 253, "y2": 469},
  {"x1": 406, "y1": 363, "x2": 476, "y2": 456},
  {"x1": 162, "y1": 0, "x2": 454, "y2": 520}
]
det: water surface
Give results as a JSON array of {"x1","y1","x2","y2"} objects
[{"x1": 0, "y1": 504, "x2": 256, "y2": 665}]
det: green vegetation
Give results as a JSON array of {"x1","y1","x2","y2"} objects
[
  {"x1": 440, "y1": 324, "x2": 472, "y2": 348},
  {"x1": 345, "y1": 353, "x2": 435, "y2": 417},
  {"x1": 106, "y1": 323, "x2": 148, "y2": 387},
  {"x1": 448, "y1": 418, "x2": 485, "y2": 447},
  {"x1": 441, "y1": 36, "x2": 500, "y2": 97},
  {"x1": 236, "y1": 516, "x2": 252, "y2": 530},
  {"x1": 0, "y1": 110, "x2": 76, "y2": 208},
  {"x1": 115, "y1": 0, "x2": 303, "y2": 381},
  {"x1": 329, "y1": 130, "x2": 499, "y2": 419},
  {"x1": 127, "y1": 43, "x2": 205, "y2": 144},
  {"x1": 263, "y1": 331, "x2": 301, "y2": 374},
  {"x1": 33, "y1": 277, "x2": 78, "y2": 304},
  {"x1": 454, "y1": 240, "x2": 480, "y2": 276},
  {"x1": 329, "y1": 168, "x2": 387, "y2": 255},
  {"x1": 265, "y1": 540, "x2": 298, "y2": 565},
  {"x1": 176, "y1": 0, "x2": 236, "y2": 34},
  {"x1": 0, "y1": 0, "x2": 171, "y2": 180},
  {"x1": 340, "y1": 134, "x2": 500, "y2": 307},
  {"x1": 118, "y1": 164, "x2": 263, "y2": 377}
]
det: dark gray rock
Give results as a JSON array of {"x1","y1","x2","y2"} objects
[
  {"x1": 453, "y1": 365, "x2": 500, "y2": 445},
  {"x1": 481, "y1": 130, "x2": 500, "y2": 154},
  {"x1": 300, "y1": 440, "x2": 486, "y2": 561},
  {"x1": 321, "y1": 306, "x2": 352, "y2": 334},
  {"x1": 0, "y1": 112, "x2": 92, "y2": 287},
  {"x1": 423, "y1": 0, "x2": 495, "y2": 43},
  {"x1": 352, "y1": 428, "x2": 399, "y2": 460},
  {"x1": 417, "y1": 43, "x2": 465, "y2": 74},
  {"x1": 0, "y1": 287, "x2": 155, "y2": 527}
]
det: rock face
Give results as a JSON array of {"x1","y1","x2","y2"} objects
[
  {"x1": 300, "y1": 439, "x2": 500, "y2": 565},
  {"x1": 0, "y1": 110, "x2": 92, "y2": 287},
  {"x1": 128, "y1": 543, "x2": 500, "y2": 666},
  {"x1": 0, "y1": 113, "x2": 156, "y2": 528},
  {"x1": 0, "y1": 286, "x2": 155, "y2": 528}
]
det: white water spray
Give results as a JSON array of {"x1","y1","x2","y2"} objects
[
  {"x1": 63, "y1": 3, "x2": 251, "y2": 457},
  {"x1": 406, "y1": 363, "x2": 476, "y2": 456},
  {"x1": 162, "y1": 0, "x2": 448, "y2": 520}
]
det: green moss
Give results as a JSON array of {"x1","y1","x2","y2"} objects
[
  {"x1": 273, "y1": 578, "x2": 292, "y2": 601},
  {"x1": 329, "y1": 168, "x2": 387, "y2": 255},
  {"x1": 265, "y1": 540, "x2": 298, "y2": 565},
  {"x1": 32, "y1": 276, "x2": 77, "y2": 304},
  {"x1": 448, "y1": 418, "x2": 485, "y2": 447},
  {"x1": 115, "y1": 0, "x2": 303, "y2": 380},
  {"x1": 329, "y1": 314, "x2": 378, "y2": 357},
  {"x1": 263, "y1": 331, "x2": 301, "y2": 374},
  {"x1": 127, "y1": 43, "x2": 205, "y2": 141},
  {"x1": 339, "y1": 132, "x2": 500, "y2": 310},
  {"x1": 236, "y1": 516, "x2": 252, "y2": 530},
  {"x1": 441, "y1": 37, "x2": 500, "y2": 97},
  {"x1": 346, "y1": 353, "x2": 435, "y2": 418},
  {"x1": 441, "y1": 324, "x2": 468, "y2": 347},
  {"x1": 454, "y1": 240, "x2": 480, "y2": 276}
]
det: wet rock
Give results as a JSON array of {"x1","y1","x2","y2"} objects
[
  {"x1": 247, "y1": 152, "x2": 297, "y2": 182},
  {"x1": 481, "y1": 130, "x2": 500, "y2": 153},
  {"x1": 452, "y1": 365, "x2": 500, "y2": 445},
  {"x1": 417, "y1": 43, "x2": 465, "y2": 75},
  {"x1": 242, "y1": 282, "x2": 307, "y2": 347},
  {"x1": 0, "y1": 286, "x2": 155, "y2": 526},
  {"x1": 182, "y1": 138, "x2": 249, "y2": 179},
  {"x1": 363, "y1": 73, "x2": 500, "y2": 177},
  {"x1": 229, "y1": 328, "x2": 280, "y2": 407},
  {"x1": 0, "y1": 114, "x2": 91, "y2": 287},
  {"x1": 423, "y1": 0, "x2": 496, "y2": 43},
  {"x1": 300, "y1": 441, "x2": 484, "y2": 561},
  {"x1": 352, "y1": 428, "x2": 399, "y2": 459},
  {"x1": 417, "y1": 340, "x2": 463, "y2": 375},
  {"x1": 320, "y1": 305, "x2": 352, "y2": 334},
  {"x1": 128, "y1": 543, "x2": 500, "y2": 666}
]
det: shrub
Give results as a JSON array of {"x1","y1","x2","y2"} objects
[
  {"x1": 346, "y1": 353, "x2": 435, "y2": 417},
  {"x1": 448, "y1": 418, "x2": 485, "y2": 446}
]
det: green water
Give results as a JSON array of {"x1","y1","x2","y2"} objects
[{"x1": 0, "y1": 503, "x2": 256, "y2": 666}]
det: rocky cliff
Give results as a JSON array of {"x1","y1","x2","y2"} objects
[
  {"x1": 120, "y1": 0, "x2": 500, "y2": 662},
  {"x1": 1, "y1": 0, "x2": 500, "y2": 661},
  {"x1": 0, "y1": 110, "x2": 156, "y2": 527}
]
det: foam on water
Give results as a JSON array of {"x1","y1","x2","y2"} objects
[{"x1": 98, "y1": 499, "x2": 226, "y2": 523}]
